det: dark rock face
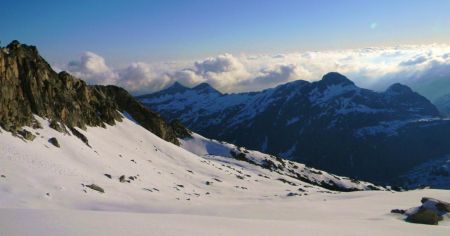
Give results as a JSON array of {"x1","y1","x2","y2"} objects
[
  {"x1": 0, "y1": 41, "x2": 182, "y2": 145},
  {"x1": 0, "y1": 41, "x2": 120, "y2": 131},
  {"x1": 86, "y1": 184, "x2": 104, "y2": 193},
  {"x1": 18, "y1": 129, "x2": 36, "y2": 141},
  {"x1": 48, "y1": 137, "x2": 60, "y2": 148},
  {"x1": 93, "y1": 85, "x2": 180, "y2": 144},
  {"x1": 69, "y1": 127, "x2": 91, "y2": 147},
  {"x1": 392, "y1": 197, "x2": 449, "y2": 225},
  {"x1": 139, "y1": 72, "x2": 450, "y2": 184},
  {"x1": 406, "y1": 208, "x2": 440, "y2": 225},
  {"x1": 421, "y1": 197, "x2": 450, "y2": 212}
]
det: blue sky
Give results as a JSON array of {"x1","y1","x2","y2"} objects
[
  {"x1": 3, "y1": 0, "x2": 450, "y2": 98},
  {"x1": 2, "y1": 0, "x2": 450, "y2": 66}
]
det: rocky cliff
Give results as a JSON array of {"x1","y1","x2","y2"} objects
[{"x1": 0, "y1": 40, "x2": 180, "y2": 144}]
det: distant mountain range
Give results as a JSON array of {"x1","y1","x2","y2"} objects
[
  {"x1": 138, "y1": 72, "x2": 450, "y2": 185},
  {"x1": 0, "y1": 39, "x2": 380, "y2": 203}
]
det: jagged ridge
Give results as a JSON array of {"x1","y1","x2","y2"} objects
[
  {"x1": 0, "y1": 40, "x2": 181, "y2": 144},
  {"x1": 139, "y1": 72, "x2": 450, "y2": 185}
]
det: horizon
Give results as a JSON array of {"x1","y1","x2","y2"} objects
[
  {"x1": 2, "y1": 0, "x2": 450, "y2": 99},
  {"x1": 1, "y1": 1, "x2": 450, "y2": 234}
]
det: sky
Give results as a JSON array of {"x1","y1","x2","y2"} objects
[{"x1": 2, "y1": 0, "x2": 450, "y2": 98}]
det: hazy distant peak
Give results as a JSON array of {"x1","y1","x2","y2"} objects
[
  {"x1": 320, "y1": 72, "x2": 355, "y2": 86},
  {"x1": 385, "y1": 83, "x2": 413, "y2": 94},
  {"x1": 192, "y1": 83, "x2": 221, "y2": 94}
]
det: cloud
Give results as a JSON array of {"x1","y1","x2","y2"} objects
[
  {"x1": 62, "y1": 52, "x2": 173, "y2": 94},
  {"x1": 117, "y1": 62, "x2": 170, "y2": 94},
  {"x1": 399, "y1": 55, "x2": 428, "y2": 66},
  {"x1": 235, "y1": 64, "x2": 306, "y2": 91},
  {"x1": 170, "y1": 53, "x2": 250, "y2": 91},
  {"x1": 194, "y1": 53, "x2": 242, "y2": 74},
  {"x1": 60, "y1": 44, "x2": 450, "y2": 99},
  {"x1": 67, "y1": 51, "x2": 118, "y2": 85}
]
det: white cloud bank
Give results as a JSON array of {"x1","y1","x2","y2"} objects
[{"x1": 60, "y1": 44, "x2": 450, "y2": 100}]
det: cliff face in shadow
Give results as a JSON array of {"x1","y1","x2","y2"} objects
[{"x1": 0, "y1": 40, "x2": 182, "y2": 145}]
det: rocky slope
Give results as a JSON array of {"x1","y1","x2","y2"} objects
[
  {"x1": 139, "y1": 73, "x2": 450, "y2": 185},
  {"x1": 0, "y1": 40, "x2": 179, "y2": 144}
]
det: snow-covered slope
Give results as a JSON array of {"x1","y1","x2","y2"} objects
[
  {"x1": 180, "y1": 133, "x2": 382, "y2": 191},
  {"x1": 0, "y1": 114, "x2": 379, "y2": 211},
  {"x1": 1, "y1": 114, "x2": 449, "y2": 235}
]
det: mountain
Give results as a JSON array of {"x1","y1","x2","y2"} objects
[
  {"x1": 181, "y1": 132, "x2": 383, "y2": 191},
  {"x1": 434, "y1": 94, "x2": 450, "y2": 116},
  {"x1": 1, "y1": 41, "x2": 449, "y2": 235},
  {"x1": 138, "y1": 72, "x2": 450, "y2": 185},
  {"x1": 0, "y1": 40, "x2": 180, "y2": 144},
  {"x1": 2, "y1": 116, "x2": 448, "y2": 236},
  {"x1": 0, "y1": 40, "x2": 379, "y2": 192}
]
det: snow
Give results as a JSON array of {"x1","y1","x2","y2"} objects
[
  {"x1": 0, "y1": 190, "x2": 448, "y2": 236},
  {"x1": 140, "y1": 88, "x2": 281, "y2": 128},
  {"x1": 401, "y1": 155, "x2": 450, "y2": 189},
  {"x1": 122, "y1": 111, "x2": 138, "y2": 124},
  {"x1": 355, "y1": 117, "x2": 447, "y2": 138},
  {"x1": 355, "y1": 119, "x2": 412, "y2": 137},
  {"x1": 308, "y1": 83, "x2": 357, "y2": 106},
  {"x1": 0, "y1": 115, "x2": 449, "y2": 235},
  {"x1": 181, "y1": 133, "x2": 384, "y2": 191}
]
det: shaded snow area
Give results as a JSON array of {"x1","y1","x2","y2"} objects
[
  {"x1": 140, "y1": 87, "x2": 281, "y2": 128},
  {"x1": 401, "y1": 155, "x2": 450, "y2": 189},
  {"x1": 354, "y1": 117, "x2": 446, "y2": 138},
  {"x1": 308, "y1": 83, "x2": 358, "y2": 106},
  {"x1": 0, "y1": 115, "x2": 449, "y2": 235},
  {"x1": 180, "y1": 133, "x2": 383, "y2": 191}
]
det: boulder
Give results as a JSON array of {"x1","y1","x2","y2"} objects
[
  {"x1": 48, "y1": 137, "x2": 60, "y2": 148},
  {"x1": 18, "y1": 129, "x2": 36, "y2": 141},
  {"x1": 86, "y1": 184, "x2": 104, "y2": 193},
  {"x1": 406, "y1": 208, "x2": 440, "y2": 225},
  {"x1": 421, "y1": 197, "x2": 450, "y2": 212},
  {"x1": 119, "y1": 175, "x2": 126, "y2": 183},
  {"x1": 391, "y1": 209, "x2": 406, "y2": 214}
]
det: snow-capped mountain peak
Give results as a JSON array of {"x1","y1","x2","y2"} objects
[{"x1": 139, "y1": 72, "x2": 450, "y2": 185}]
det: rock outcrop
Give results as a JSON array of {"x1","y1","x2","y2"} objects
[
  {"x1": 0, "y1": 40, "x2": 182, "y2": 145},
  {"x1": 391, "y1": 197, "x2": 450, "y2": 225}
]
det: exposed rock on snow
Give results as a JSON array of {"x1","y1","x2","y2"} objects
[
  {"x1": 86, "y1": 184, "x2": 105, "y2": 193},
  {"x1": 180, "y1": 133, "x2": 384, "y2": 192},
  {"x1": 48, "y1": 137, "x2": 60, "y2": 148},
  {"x1": 392, "y1": 197, "x2": 450, "y2": 225}
]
